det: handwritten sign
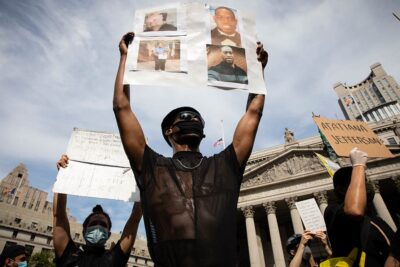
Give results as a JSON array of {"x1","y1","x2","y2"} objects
[
  {"x1": 53, "y1": 128, "x2": 139, "y2": 202},
  {"x1": 313, "y1": 117, "x2": 393, "y2": 158},
  {"x1": 295, "y1": 198, "x2": 326, "y2": 232}
]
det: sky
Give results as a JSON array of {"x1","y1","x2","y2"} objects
[{"x1": 0, "y1": 0, "x2": 399, "y2": 236}]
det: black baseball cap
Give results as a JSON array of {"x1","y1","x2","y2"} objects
[{"x1": 161, "y1": 107, "x2": 203, "y2": 146}]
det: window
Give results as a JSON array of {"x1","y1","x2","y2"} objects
[
  {"x1": 13, "y1": 196, "x2": 18, "y2": 206},
  {"x1": 74, "y1": 233, "x2": 80, "y2": 240},
  {"x1": 46, "y1": 237, "x2": 52, "y2": 245},
  {"x1": 31, "y1": 222, "x2": 38, "y2": 229},
  {"x1": 388, "y1": 137, "x2": 397, "y2": 145},
  {"x1": 24, "y1": 245, "x2": 34, "y2": 257},
  {"x1": 30, "y1": 234, "x2": 35, "y2": 241},
  {"x1": 47, "y1": 226, "x2": 53, "y2": 232},
  {"x1": 12, "y1": 230, "x2": 18, "y2": 238},
  {"x1": 4, "y1": 241, "x2": 17, "y2": 251},
  {"x1": 14, "y1": 218, "x2": 21, "y2": 224},
  {"x1": 18, "y1": 173, "x2": 23, "y2": 178},
  {"x1": 22, "y1": 201, "x2": 26, "y2": 208},
  {"x1": 34, "y1": 201, "x2": 40, "y2": 211}
]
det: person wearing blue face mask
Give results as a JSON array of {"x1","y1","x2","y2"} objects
[
  {"x1": 53, "y1": 155, "x2": 142, "y2": 266},
  {"x1": 0, "y1": 244, "x2": 27, "y2": 267}
]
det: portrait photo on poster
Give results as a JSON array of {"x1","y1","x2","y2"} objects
[
  {"x1": 143, "y1": 9, "x2": 177, "y2": 32},
  {"x1": 134, "y1": 3, "x2": 187, "y2": 37},
  {"x1": 135, "y1": 38, "x2": 185, "y2": 73},
  {"x1": 207, "y1": 44, "x2": 248, "y2": 89},
  {"x1": 209, "y1": 5, "x2": 242, "y2": 48}
]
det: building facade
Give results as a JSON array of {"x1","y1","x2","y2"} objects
[
  {"x1": 236, "y1": 116, "x2": 400, "y2": 267},
  {"x1": 0, "y1": 165, "x2": 153, "y2": 266},
  {"x1": 334, "y1": 63, "x2": 400, "y2": 122}
]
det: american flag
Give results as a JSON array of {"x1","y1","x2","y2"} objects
[{"x1": 213, "y1": 138, "x2": 223, "y2": 148}]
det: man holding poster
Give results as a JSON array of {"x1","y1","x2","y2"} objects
[{"x1": 113, "y1": 32, "x2": 268, "y2": 266}]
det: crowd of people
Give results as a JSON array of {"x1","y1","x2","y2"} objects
[{"x1": 1, "y1": 12, "x2": 399, "y2": 267}]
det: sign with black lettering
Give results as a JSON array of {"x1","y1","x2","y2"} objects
[{"x1": 313, "y1": 117, "x2": 393, "y2": 158}]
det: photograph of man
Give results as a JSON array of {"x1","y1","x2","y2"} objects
[
  {"x1": 208, "y1": 45, "x2": 248, "y2": 84},
  {"x1": 211, "y1": 6, "x2": 242, "y2": 47},
  {"x1": 154, "y1": 42, "x2": 169, "y2": 71},
  {"x1": 137, "y1": 40, "x2": 181, "y2": 72},
  {"x1": 143, "y1": 10, "x2": 177, "y2": 32}
]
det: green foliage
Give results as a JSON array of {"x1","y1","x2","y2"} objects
[{"x1": 28, "y1": 250, "x2": 55, "y2": 267}]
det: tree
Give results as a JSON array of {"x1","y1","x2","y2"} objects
[{"x1": 29, "y1": 250, "x2": 55, "y2": 267}]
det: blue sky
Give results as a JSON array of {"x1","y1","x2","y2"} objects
[{"x1": 1, "y1": 0, "x2": 399, "y2": 236}]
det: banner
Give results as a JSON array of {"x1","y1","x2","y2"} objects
[{"x1": 313, "y1": 117, "x2": 393, "y2": 158}]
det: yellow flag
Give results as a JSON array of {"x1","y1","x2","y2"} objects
[{"x1": 315, "y1": 153, "x2": 340, "y2": 177}]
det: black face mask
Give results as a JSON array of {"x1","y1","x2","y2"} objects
[{"x1": 171, "y1": 120, "x2": 205, "y2": 146}]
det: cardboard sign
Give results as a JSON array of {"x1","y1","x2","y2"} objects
[{"x1": 313, "y1": 117, "x2": 393, "y2": 158}]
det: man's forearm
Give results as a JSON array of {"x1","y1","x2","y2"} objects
[
  {"x1": 53, "y1": 193, "x2": 67, "y2": 219},
  {"x1": 113, "y1": 55, "x2": 130, "y2": 111}
]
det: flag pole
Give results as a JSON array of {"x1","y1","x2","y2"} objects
[{"x1": 220, "y1": 120, "x2": 226, "y2": 149}]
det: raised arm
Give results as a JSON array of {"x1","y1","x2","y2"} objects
[
  {"x1": 233, "y1": 42, "x2": 268, "y2": 167},
  {"x1": 53, "y1": 155, "x2": 71, "y2": 257},
  {"x1": 344, "y1": 148, "x2": 368, "y2": 217},
  {"x1": 113, "y1": 32, "x2": 146, "y2": 172},
  {"x1": 119, "y1": 202, "x2": 143, "y2": 255}
]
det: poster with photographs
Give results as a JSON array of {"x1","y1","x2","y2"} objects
[
  {"x1": 124, "y1": 2, "x2": 266, "y2": 95},
  {"x1": 134, "y1": 3, "x2": 186, "y2": 36}
]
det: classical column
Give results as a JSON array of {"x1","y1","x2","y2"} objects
[
  {"x1": 285, "y1": 197, "x2": 304, "y2": 234},
  {"x1": 263, "y1": 202, "x2": 286, "y2": 267},
  {"x1": 242, "y1": 206, "x2": 261, "y2": 267},
  {"x1": 371, "y1": 181, "x2": 397, "y2": 231},
  {"x1": 255, "y1": 223, "x2": 266, "y2": 267},
  {"x1": 314, "y1": 191, "x2": 328, "y2": 214}
]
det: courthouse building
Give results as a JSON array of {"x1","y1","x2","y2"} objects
[{"x1": 0, "y1": 164, "x2": 153, "y2": 266}]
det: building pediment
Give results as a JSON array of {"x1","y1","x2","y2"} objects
[{"x1": 241, "y1": 147, "x2": 327, "y2": 189}]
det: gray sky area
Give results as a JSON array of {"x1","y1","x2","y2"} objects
[{"x1": 0, "y1": 0, "x2": 399, "y2": 234}]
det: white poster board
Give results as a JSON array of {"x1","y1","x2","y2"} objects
[
  {"x1": 124, "y1": 2, "x2": 266, "y2": 95},
  {"x1": 53, "y1": 128, "x2": 139, "y2": 202},
  {"x1": 295, "y1": 198, "x2": 326, "y2": 232}
]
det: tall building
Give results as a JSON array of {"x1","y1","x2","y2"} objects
[
  {"x1": 0, "y1": 164, "x2": 153, "y2": 266},
  {"x1": 334, "y1": 63, "x2": 400, "y2": 122}
]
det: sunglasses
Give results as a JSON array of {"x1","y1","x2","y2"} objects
[{"x1": 175, "y1": 111, "x2": 204, "y2": 126}]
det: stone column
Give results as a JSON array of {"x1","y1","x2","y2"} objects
[
  {"x1": 255, "y1": 223, "x2": 266, "y2": 267},
  {"x1": 371, "y1": 181, "x2": 397, "y2": 231},
  {"x1": 242, "y1": 206, "x2": 261, "y2": 267},
  {"x1": 314, "y1": 191, "x2": 328, "y2": 215},
  {"x1": 263, "y1": 202, "x2": 286, "y2": 267},
  {"x1": 285, "y1": 197, "x2": 304, "y2": 234}
]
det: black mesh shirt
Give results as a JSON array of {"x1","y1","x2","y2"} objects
[{"x1": 133, "y1": 144, "x2": 244, "y2": 267}]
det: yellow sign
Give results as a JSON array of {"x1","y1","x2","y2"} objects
[{"x1": 313, "y1": 117, "x2": 393, "y2": 158}]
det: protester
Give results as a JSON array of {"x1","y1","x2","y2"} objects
[
  {"x1": 0, "y1": 245, "x2": 27, "y2": 267},
  {"x1": 211, "y1": 6, "x2": 241, "y2": 47},
  {"x1": 113, "y1": 32, "x2": 268, "y2": 266},
  {"x1": 324, "y1": 147, "x2": 395, "y2": 267},
  {"x1": 208, "y1": 45, "x2": 248, "y2": 84},
  {"x1": 53, "y1": 154, "x2": 142, "y2": 266},
  {"x1": 286, "y1": 230, "x2": 332, "y2": 267}
]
